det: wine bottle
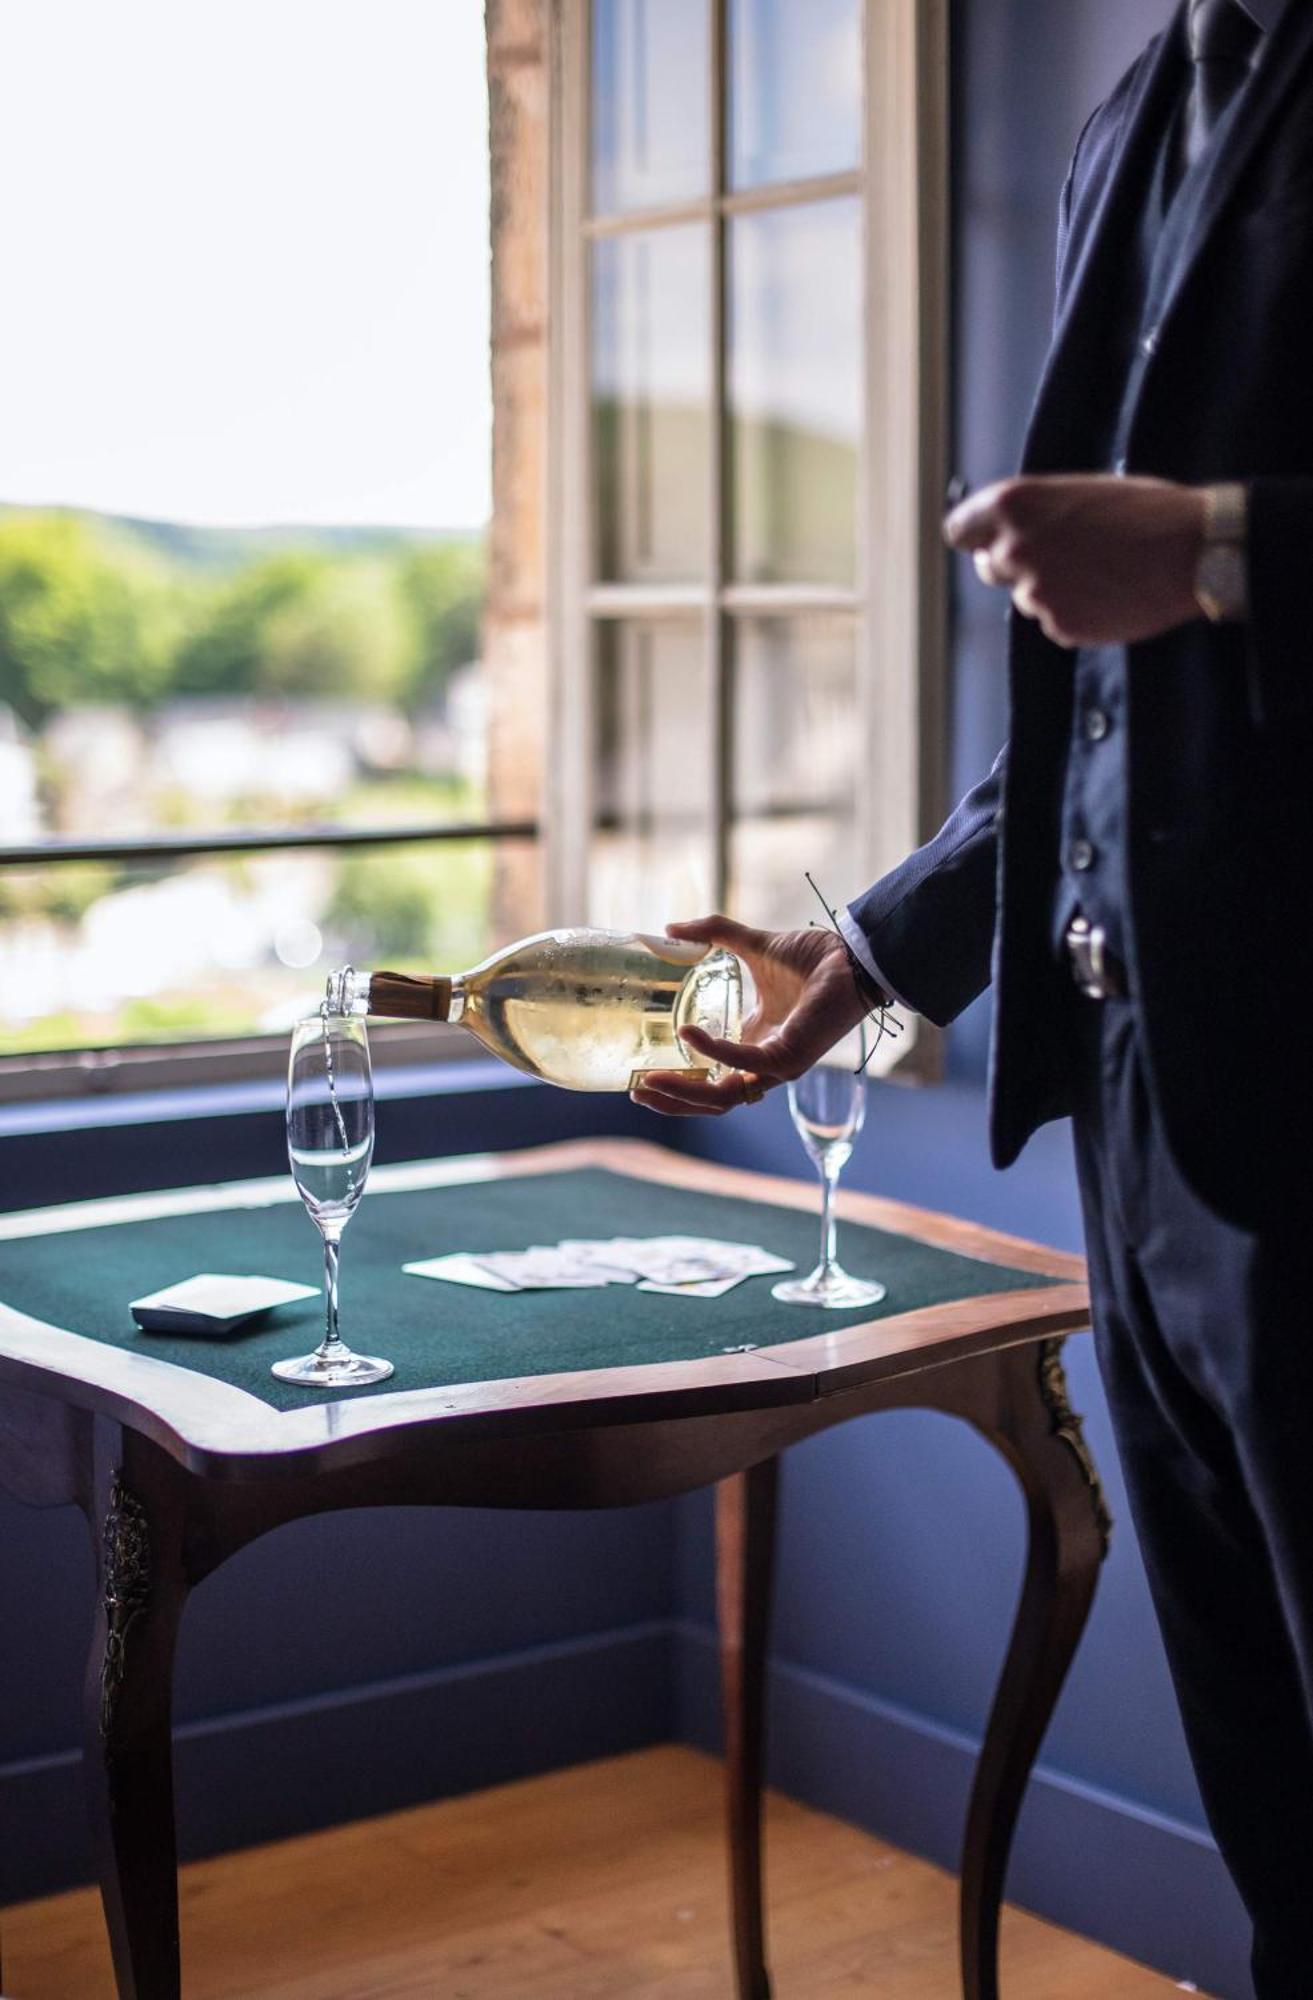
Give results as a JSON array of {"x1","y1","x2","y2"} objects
[{"x1": 323, "y1": 928, "x2": 742, "y2": 1093}]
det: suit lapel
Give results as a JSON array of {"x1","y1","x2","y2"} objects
[
  {"x1": 1150, "y1": 0, "x2": 1313, "y2": 335},
  {"x1": 1022, "y1": 15, "x2": 1188, "y2": 469},
  {"x1": 1024, "y1": 0, "x2": 1313, "y2": 472}
]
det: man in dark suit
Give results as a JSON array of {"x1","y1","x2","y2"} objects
[{"x1": 632, "y1": 0, "x2": 1313, "y2": 1987}]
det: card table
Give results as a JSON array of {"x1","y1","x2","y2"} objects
[{"x1": 0, "y1": 1138, "x2": 1101, "y2": 2000}]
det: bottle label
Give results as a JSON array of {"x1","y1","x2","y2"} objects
[{"x1": 633, "y1": 933, "x2": 710, "y2": 966}]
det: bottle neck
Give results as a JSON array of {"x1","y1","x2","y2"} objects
[{"x1": 365, "y1": 970, "x2": 457, "y2": 1022}]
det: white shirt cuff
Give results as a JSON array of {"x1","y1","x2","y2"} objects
[{"x1": 838, "y1": 910, "x2": 913, "y2": 1014}]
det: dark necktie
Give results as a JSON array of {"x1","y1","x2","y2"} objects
[{"x1": 1184, "y1": 0, "x2": 1263, "y2": 170}]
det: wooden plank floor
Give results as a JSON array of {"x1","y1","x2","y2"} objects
[{"x1": 1, "y1": 1747, "x2": 1197, "y2": 1998}]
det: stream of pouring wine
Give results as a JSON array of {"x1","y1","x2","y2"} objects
[{"x1": 319, "y1": 1001, "x2": 357, "y2": 1199}]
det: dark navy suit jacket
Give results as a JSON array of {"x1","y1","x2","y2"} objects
[{"x1": 848, "y1": 0, "x2": 1313, "y2": 1227}]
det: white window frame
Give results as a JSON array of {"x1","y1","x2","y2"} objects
[{"x1": 547, "y1": 0, "x2": 950, "y2": 1077}]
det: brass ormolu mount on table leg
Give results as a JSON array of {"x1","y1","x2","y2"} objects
[
  {"x1": 98, "y1": 1472, "x2": 151, "y2": 1755},
  {"x1": 83, "y1": 1438, "x2": 189, "y2": 2000},
  {"x1": 1037, "y1": 1336, "x2": 1113, "y2": 1556}
]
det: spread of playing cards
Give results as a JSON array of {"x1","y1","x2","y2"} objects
[{"x1": 403, "y1": 1236, "x2": 795, "y2": 1299}]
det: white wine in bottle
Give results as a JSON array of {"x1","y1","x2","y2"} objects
[{"x1": 324, "y1": 929, "x2": 742, "y2": 1093}]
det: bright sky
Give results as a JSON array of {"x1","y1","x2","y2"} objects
[{"x1": 0, "y1": 1, "x2": 491, "y2": 530}]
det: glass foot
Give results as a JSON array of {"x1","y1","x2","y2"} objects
[
  {"x1": 771, "y1": 1263, "x2": 886, "y2": 1310},
  {"x1": 271, "y1": 1348, "x2": 394, "y2": 1388}
]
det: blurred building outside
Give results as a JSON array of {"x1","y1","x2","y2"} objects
[{"x1": 0, "y1": 659, "x2": 489, "y2": 1042}]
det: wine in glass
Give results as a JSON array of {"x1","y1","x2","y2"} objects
[
  {"x1": 772, "y1": 1057, "x2": 886, "y2": 1310},
  {"x1": 274, "y1": 1013, "x2": 394, "y2": 1388}
]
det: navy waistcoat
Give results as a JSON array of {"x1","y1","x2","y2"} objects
[{"x1": 1051, "y1": 71, "x2": 1254, "y2": 965}]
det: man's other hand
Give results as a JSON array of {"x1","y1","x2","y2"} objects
[
  {"x1": 629, "y1": 916, "x2": 870, "y2": 1118},
  {"x1": 945, "y1": 473, "x2": 1208, "y2": 648}
]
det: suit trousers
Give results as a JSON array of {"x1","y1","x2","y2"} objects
[{"x1": 1069, "y1": 994, "x2": 1313, "y2": 1996}]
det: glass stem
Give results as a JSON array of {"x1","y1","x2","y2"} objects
[
  {"x1": 818, "y1": 1163, "x2": 838, "y2": 1276},
  {"x1": 318, "y1": 1232, "x2": 346, "y2": 1361}
]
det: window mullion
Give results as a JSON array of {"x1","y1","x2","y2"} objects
[
  {"x1": 709, "y1": 0, "x2": 731, "y2": 910},
  {"x1": 863, "y1": 0, "x2": 949, "y2": 881},
  {"x1": 548, "y1": 0, "x2": 594, "y2": 926},
  {"x1": 856, "y1": 0, "x2": 876, "y2": 890}
]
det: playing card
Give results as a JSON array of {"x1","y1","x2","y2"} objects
[
  {"x1": 571, "y1": 1236, "x2": 734, "y2": 1285},
  {"x1": 470, "y1": 1247, "x2": 621, "y2": 1290},
  {"x1": 403, "y1": 1236, "x2": 793, "y2": 1296},
  {"x1": 129, "y1": 1273, "x2": 320, "y2": 1334},
  {"x1": 403, "y1": 1253, "x2": 522, "y2": 1292},
  {"x1": 637, "y1": 1273, "x2": 756, "y2": 1298},
  {"x1": 631, "y1": 1237, "x2": 793, "y2": 1281}
]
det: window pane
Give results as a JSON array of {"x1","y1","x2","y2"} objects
[
  {"x1": 730, "y1": 0, "x2": 862, "y2": 190},
  {"x1": 0, "y1": 13, "x2": 501, "y2": 1072},
  {"x1": 0, "y1": 518, "x2": 489, "y2": 845},
  {"x1": 592, "y1": 0, "x2": 710, "y2": 215},
  {"x1": 729, "y1": 614, "x2": 859, "y2": 929},
  {"x1": 0, "y1": 838, "x2": 504, "y2": 1057},
  {"x1": 592, "y1": 227, "x2": 711, "y2": 583},
  {"x1": 729, "y1": 199, "x2": 861, "y2": 585},
  {"x1": 592, "y1": 621, "x2": 713, "y2": 931}
]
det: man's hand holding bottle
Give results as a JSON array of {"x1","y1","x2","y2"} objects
[{"x1": 630, "y1": 915, "x2": 871, "y2": 1118}]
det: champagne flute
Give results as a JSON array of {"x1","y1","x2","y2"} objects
[
  {"x1": 274, "y1": 1014, "x2": 394, "y2": 1387},
  {"x1": 772, "y1": 1056, "x2": 886, "y2": 1309}
]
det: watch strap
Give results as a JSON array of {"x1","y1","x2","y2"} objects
[
  {"x1": 1195, "y1": 483, "x2": 1249, "y2": 623},
  {"x1": 1203, "y1": 482, "x2": 1248, "y2": 547}
]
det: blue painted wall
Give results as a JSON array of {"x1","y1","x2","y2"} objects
[{"x1": 0, "y1": 3, "x2": 1260, "y2": 1994}]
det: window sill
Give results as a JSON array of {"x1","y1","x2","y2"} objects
[
  {"x1": 0, "y1": 1059, "x2": 536, "y2": 1142},
  {"x1": 0, "y1": 1022, "x2": 478, "y2": 1108}
]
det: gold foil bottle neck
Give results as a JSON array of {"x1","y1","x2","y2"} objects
[{"x1": 367, "y1": 970, "x2": 454, "y2": 1022}]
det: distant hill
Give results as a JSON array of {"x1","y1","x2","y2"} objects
[{"x1": 0, "y1": 503, "x2": 484, "y2": 571}]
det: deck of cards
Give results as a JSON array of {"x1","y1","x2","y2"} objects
[
  {"x1": 404, "y1": 1235, "x2": 794, "y2": 1299},
  {"x1": 129, "y1": 1274, "x2": 320, "y2": 1335}
]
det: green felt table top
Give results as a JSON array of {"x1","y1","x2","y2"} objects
[{"x1": 0, "y1": 1168, "x2": 1061, "y2": 1413}]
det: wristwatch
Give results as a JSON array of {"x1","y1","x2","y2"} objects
[{"x1": 1193, "y1": 483, "x2": 1249, "y2": 625}]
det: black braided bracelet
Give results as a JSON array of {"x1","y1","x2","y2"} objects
[{"x1": 804, "y1": 873, "x2": 903, "y2": 1073}]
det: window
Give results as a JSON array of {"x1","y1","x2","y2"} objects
[
  {"x1": 0, "y1": 3, "x2": 523, "y2": 1098},
  {"x1": 549, "y1": 0, "x2": 948, "y2": 1075},
  {"x1": 0, "y1": 1, "x2": 945, "y2": 1100}
]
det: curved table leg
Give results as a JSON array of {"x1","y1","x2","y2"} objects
[
  {"x1": 956, "y1": 1337, "x2": 1111, "y2": 2000},
  {"x1": 717, "y1": 1455, "x2": 779, "y2": 2000},
  {"x1": 81, "y1": 1429, "x2": 190, "y2": 2000}
]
